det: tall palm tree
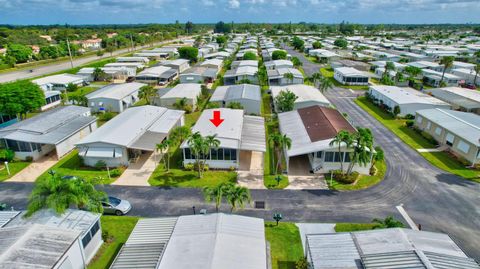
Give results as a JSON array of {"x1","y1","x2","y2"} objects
[
  {"x1": 187, "y1": 132, "x2": 205, "y2": 178},
  {"x1": 310, "y1": 72, "x2": 322, "y2": 87},
  {"x1": 346, "y1": 128, "x2": 374, "y2": 176},
  {"x1": 138, "y1": 85, "x2": 158, "y2": 105},
  {"x1": 275, "y1": 134, "x2": 292, "y2": 175},
  {"x1": 173, "y1": 97, "x2": 188, "y2": 111},
  {"x1": 156, "y1": 139, "x2": 171, "y2": 171},
  {"x1": 268, "y1": 133, "x2": 282, "y2": 175},
  {"x1": 329, "y1": 130, "x2": 353, "y2": 174},
  {"x1": 225, "y1": 184, "x2": 251, "y2": 212},
  {"x1": 202, "y1": 183, "x2": 229, "y2": 212},
  {"x1": 26, "y1": 173, "x2": 106, "y2": 217},
  {"x1": 318, "y1": 76, "x2": 334, "y2": 93},
  {"x1": 283, "y1": 72, "x2": 294, "y2": 84},
  {"x1": 439, "y1": 56, "x2": 455, "y2": 85},
  {"x1": 474, "y1": 64, "x2": 480, "y2": 86},
  {"x1": 169, "y1": 126, "x2": 191, "y2": 145},
  {"x1": 203, "y1": 134, "x2": 221, "y2": 171}
]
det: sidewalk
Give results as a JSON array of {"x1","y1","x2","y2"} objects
[
  {"x1": 113, "y1": 152, "x2": 158, "y2": 186},
  {"x1": 7, "y1": 154, "x2": 58, "y2": 182}
]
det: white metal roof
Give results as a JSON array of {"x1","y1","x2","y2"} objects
[
  {"x1": 369, "y1": 85, "x2": 449, "y2": 106},
  {"x1": 271, "y1": 84, "x2": 331, "y2": 107},
  {"x1": 427, "y1": 87, "x2": 480, "y2": 108},
  {"x1": 158, "y1": 213, "x2": 267, "y2": 269},
  {"x1": 0, "y1": 224, "x2": 81, "y2": 269},
  {"x1": 267, "y1": 68, "x2": 303, "y2": 79},
  {"x1": 211, "y1": 84, "x2": 261, "y2": 102},
  {"x1": 77, "y1": 105, "x2": 184, "y2": 149},
  {"x1": 416, "y1": 108, "x2": 480, "y2": 147},
  {"x1": 110, "y1": 217, "x2": 177, "y2": 269},
  {"x1": 160, "y1": 83, "x2": 201, "y2": 100},
  {"x1": 240, "y1": 115, "x2": 266, "y2": 152},
  {"x1": 32, "y1": 73, "x2": 85, "y2": 86},
  {"x1": 0, "y1": 105, "x2": 96, "y2": 145},
  {"x1": 307, "y1": 233, "x2": 361, "y2": 269},
  {"x1": 334, "y1": 67, "x2": 367, "y2": 77},
  {"x1": 0, "y1": 211, "x2": 20, "y2": 228},
  {"x1": 225, "y1": 66, "x2": 258, "y2": 77},
  {"x1": 86, "y1": 82, "x2": 146, "y2": 100},
  {"x1": 137, "y1": 66, "x2": 173, "y2": 77}
]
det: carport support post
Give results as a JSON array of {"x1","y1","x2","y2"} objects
[{"x1": 106, "y1": 166, "x2": 111, "y2": 180}]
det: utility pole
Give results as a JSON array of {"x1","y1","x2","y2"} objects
[
  {"x1": 130, "y1": 34, "x2": 135, "y2": 52},
  {"x1": 66, "y1": 37, "x2": 74, "y2": 68}
]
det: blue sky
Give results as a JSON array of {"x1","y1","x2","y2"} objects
[{"x1": 1, "y1": 0, "x2": 479, "y2": 25}]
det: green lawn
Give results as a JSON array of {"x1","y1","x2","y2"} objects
[
  {"x1": 185, "y1": 111, "x2": 201, "y2": 127},
  {"x1": 265, "y1": 222, "x2": 304, "y2": 269},
  {"x1": 87, "y1": 216, "x2": 139, "y2": 269},
  {"x1": 37, "y1": 150, "x2": 124, "y2": 184},
  {"x1": 355, "y1": 96, "x2": 480, "y2": 182},
  {"x1": 334, "y1": 222, "x2": 378, "y2": 232},
  {"x1": 67, "y1": 86, "x2": 98, "y2": 100},
  {"x1": 0, "y1": 161, "x2": 30, "y2": 182},
  {"x1": 148, "y1": 146, "x2": 237, "y2": 188},
  {"x1": 326, "y1": 159, "x2": 387, "y2": 191}
]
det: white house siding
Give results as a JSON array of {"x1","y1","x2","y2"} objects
[
  {"x1": 88, "y1": 93, "x2": 139, "y2": 113},
  {"x1": 55, "y1": 239, "x2": 85, "y2": 269},
  {"x1": 80, "y1": 145, "x2": 129, "y2": 167},
  {"x1": 56, "y1": 123, "x2": 97, "y2": 159},
  {"x1": 82, "y1": 223, "x2": 103, "y2": 264},
  {"x1": 159, "y1": 97, "x2": 197, "y2": 110},
  {"x1": 214, "y1": 99, "x2": 260, "y2": 115}
]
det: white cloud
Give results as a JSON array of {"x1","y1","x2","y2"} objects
[
  {"x1": 228, "y1": 0, "x2": 240, "y2": 8},
  {"x1": 202, "y1": 0, "x2": 215, "y2": 6}
]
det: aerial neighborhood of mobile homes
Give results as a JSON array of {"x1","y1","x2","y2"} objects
[{"x1": 0, "y1": 23, "x2": 480, "y2": 269}]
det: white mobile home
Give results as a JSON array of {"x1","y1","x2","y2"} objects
[
  {"x1": 271, "y1": 84, "x2": 331, "y2": 111},
  {"x1": 77, "y1": 66, "x2": 136, "y2": 82},
  {"x1": 333, "y1": 67, "x2": 369, "y2": 86},
  {"x1": 422, "y1": 69, "x2": 462, "y2": 87},
  {"x1": 368, "y1": 85, "x2": 450, "y2": 116},
  {"x1": 181, "y1": 108, "x2": 266, "y2": 169},
  {"x1": 161, "y1": 59, "x2": 190, "y2": 73},
  {"x1": 425, "y1": 87, "x2": 480, "y2": 114},
  {"x1": 156, "y1": 83, "x2": 202, "y2": 110},
  {"x1": 86, "y1": 82, "x2": 146, "y2": 113},
  {"x1": 210, "y1": 84, "x2": 261, "y2": 114},
  {"x1": 264, "y1": 60, "x2": 294, "y2": 70},
  {"x1": 0, "y1": 106, "x2": 96, "y2": 160},
  {"x1": 76, "y1": 105, "x2": 184, "y2": 167},
  {"x1": 33, "y1": 73, "x2": 86, "y2": 92},
  {"x1": 179, "y1": 66, "x2": 218, "y2": 84},
  {"x1": 135, "y1": 66, "x2": 178, "y2": 85},
  {"x1": 224, "y1": 66, "x2": 259, "y2": 85},
  {"x1": 267, "y1": 68, "x2": 304, "y2": 86}
]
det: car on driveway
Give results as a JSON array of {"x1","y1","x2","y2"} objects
[{"x1": 102, "y1": 196, "x2": 132, "y2": 216}]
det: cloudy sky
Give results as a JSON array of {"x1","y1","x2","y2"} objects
[{"x1": 1, "y1": 0, "x2": 479, "y2": 25}]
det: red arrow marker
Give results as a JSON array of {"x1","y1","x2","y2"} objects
[{"x1": 210, "y1": 110, "x2": 224, "y2": 127}]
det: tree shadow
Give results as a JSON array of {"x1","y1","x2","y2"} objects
[{"x1": 436, "y1": 173, "x2": 478, "y2": 187}]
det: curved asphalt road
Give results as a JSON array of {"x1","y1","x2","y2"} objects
[
  {"x1": 0, "y1": 37, "x2": 189, "y2": 83},
  {"x1": 1, "y1": 45, "x2": 479, "y2": 259}
]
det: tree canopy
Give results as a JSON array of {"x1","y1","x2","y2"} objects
[
  {"x1": 0, "y1": 80, "x2": 45, "y2": 118},
  {"x1": 214, "y1": 21, "x2": 232, "y2": 33},
  {"x1": 243, "y1": 51, "x2": 257, "y2": 60},
  {"x1": 275, "y1": 89, "x2": 298, "y2": 112},
  {"x1": 272, "y1": 50, "x2": 287, "y2": 60},
  {"x1": 178, "y1": 46, "x2": 198, "y2": 62},
  {"x1": 334, "y1": 38, "x2": 348, "y2": 49},
  {"x1": 7, "y1": 43, "x2": 32, "y2": 63},
  {"x1": 291, "y1": 36, "x2": 304, "y2": 51}
]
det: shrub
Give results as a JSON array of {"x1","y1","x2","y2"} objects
[
  {"x1": 99, "y1": 111, "x2": 115, "y2": 122},
  {"x1": 102, "y1": 230, "x2": 113, "y2": 243},
  {"x1": 404, "y1": 114, "x2": 415, "y2": 120},
  {"x1": 405, "y1": 120, "x2": 415, "y2": 127},
  {"x1": 229, "y1": 166, "x2": 236, "y2": 171},
  {"x1": 109, "y1": 169, "x2": 121, "y2": 177},
  {"x1": 95, "y1": 160, "x2": 107, "y2": 170},
  {"x1": 184, "y1": 163, "x2": 194, "y2": 171},
  {"x1": 206, "y1": 102, "x2": 220, "y2": 109},
  {"x1": 369, "y1": 165, "x2": 377, "y2": 176},
  {"x1": 0, "y1": 149, "x2": 15, "y2": 162},
  {"x1": 96, "y1": 50, "x2": 104, "y2": 56},
  {"x1": 333, "y1": 170, "x2": 359, "y2": 184},
  {"x1": 25, "y1": 156, "x2": 33, "y2": 162},
  {"x1": 296, "y1": 257, "x2": 309, "y2": 269}
]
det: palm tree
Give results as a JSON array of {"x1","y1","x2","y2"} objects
[
  {"x1": 202, "y1": 183, "x2": 229, "y2": 212},
  {"x1": 346, "y1": 128, "x2": 374, "y2": 176},
  {"x1": 26, "y1": 173, "x2": 106, "y2": 217},
  {"x1": 404, "y1": 66, "x2": 422, "y2": 86},
  {"x1": 283, "y1": 72, "x2": 294, "y2": 84},
  {"x1": 203, "y1": 134, "x2": 221, "y2": 172},
  {"x1": 138, "y1": 85, "x2": 158, "y2": 105},
  {"x1": 473, "y1": 64, "x2": 480, "y2": 86},
  {"x1": 187, "y1": 132, "x2": 205, "y2": 178},
  {"x1": 92, "y1": 67, "x2": 106, "y2": 81},
  {"x1": 225, "y1": 184, "x2": 251, "y2": 212},
  {"x1": 439, "y1": 56, "x2": 455, "y2": 85},
  {"x1": 156, "y1": 139, "x2": 171, "y2": 171},
  {"x1": 318, "y1": 76, "x2": 334, "y2": 93},
  {"x1": 310, "y1": 72, "x2": 322, "y2": 87},
  {"x1": 270, "y1": 134, "x2": 292, "y2": 175},
  {"x1": 268, "y1": 133, "x2": 282, "y2": 175},
  {"x1": 169, "y1": 126, "x2": 191, "y2": 145},
  {"x1": 329, "y1": 130, "x2": 353, "y2": 174},
  {"x1": 173, "y1": 97, "x2": 188, "y2": 111}
]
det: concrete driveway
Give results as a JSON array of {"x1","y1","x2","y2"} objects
[
  {"x1": 286, "y1": 155, "x2": 328, "y2": 190},
  {"x1": 113, "y1": 152, "x2": 158, "y2": 186},
  {"x1": 7, "y1": 154, "x2": 58, "y2": 182},
  {"x1": 238, "y1": 151, "x2": 266, "y2": 189}
]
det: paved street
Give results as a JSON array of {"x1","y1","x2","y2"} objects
[
  {"x1": 1, "y1": 45, "x2": 479, "y2": 259},
  {"x1": 0, "y1": 37, "x2": 188, "y2": 83}
]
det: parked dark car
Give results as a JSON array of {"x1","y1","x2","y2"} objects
[{"x1": 461, "y1": 83, "x2": 477, "y2": 90}]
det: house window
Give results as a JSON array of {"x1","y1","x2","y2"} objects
[
  {"x1": 211, "y1": 148, "x2": 218, "y2": 160},
  {"x1": 184, "y1": 148, "x2": 191, "y2": 159},
  {"x1": 82, "y1": 220, "x2": 100, "y2": 248},
  {"x1": 457, "y1": 140, "x2": 470, "y2": 154},
  {"x1": 344, "y1": 153, "x2": 351, "y2": 162},
  {"x1": 434, "y1": 127, "x2": 442, "y2": 136},
  {"x1": 333, "y1": 152, "x2": 342, "y2": 162},
  {"x1": 316, "y1": 151, "x2": 323, "y2": 159},
  {"x1": 446, "y1": 133, "x2": 455, "y2": 146},
  {"x1": 91, "y1": 102, "x2": 95, "y2": 106},
  {"x1": 416, "y1": 116, "x2": 423, "y2": 124},
  {"x1": 324, "y1": 152, "x2": 335, "y2": 162},
  {"x1": 426, "y1": 122, "x2": 431, "y2": 130}
]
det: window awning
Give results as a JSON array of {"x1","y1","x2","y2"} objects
[{"x1": 83, "y1": 147, "x2": 123, "y2": 158}]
